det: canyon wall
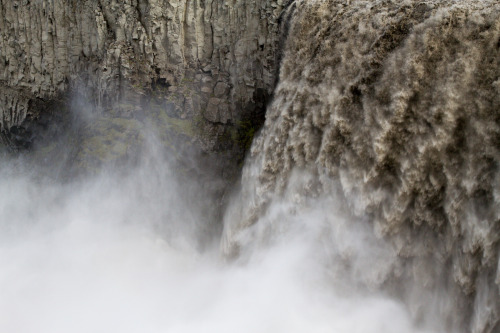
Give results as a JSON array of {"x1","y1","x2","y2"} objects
[{"x1": 0, "y1": 0, "x2": 286, "y2": 151}]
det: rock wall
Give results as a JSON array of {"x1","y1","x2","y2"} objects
[
  {"x1": 223, "y1": 1, "x2": 500, "y2": 332},
  {"x1": 0, "y1": 0, "x2": 285, "y2": 150}
]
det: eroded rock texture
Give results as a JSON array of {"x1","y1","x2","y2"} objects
[
  {"x1": 223, "y1": 1, "x2": 500, "y2": 332},
  {"x1": 0, "y1": 0, "x2": 285, "y2": 150}
]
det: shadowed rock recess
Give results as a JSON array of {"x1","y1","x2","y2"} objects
[
  {"x1": 222, "y1": 0, "x2": 500, "y2": 332},
  {"x1": 1, "y1": 0, "x2": 499, "y2": 332}
]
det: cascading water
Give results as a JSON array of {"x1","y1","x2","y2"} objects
[
  {"x1": 0, "y1": 0, "x2": 499, "y2": 333},
  {"x1": 223, "y1": 0, "x2": 500, "y2": 332}
]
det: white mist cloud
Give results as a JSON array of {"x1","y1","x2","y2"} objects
[
  {"x1": 0, "y1": 122, "x2": 437, "y2": 333},
  {"x1": 0, "y1": 161, "x2": 437, "y2": 333}
]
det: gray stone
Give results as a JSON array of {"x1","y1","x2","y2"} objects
[
  {"x1": 0, "y1": 0, "x2": 285, "y2": 146},
  {"x1": 204, "y1": 98, "x2": 222, "y2": 123},
  {"x1": 218, "y1": 103, "x2": 232, "y2": 124},
  {"x1": 201, "y1": 85, "x2": 213, "y2": 93},
  {"x1": 214, "y1": 82, "x2": 230, "y2": 98}
]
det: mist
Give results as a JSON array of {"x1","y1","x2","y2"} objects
[
  {"x1": 0, "y1": 101, "x2": 440, "y2": 333},
  {"x1": 0, "y1": 0, "x2": 498, "y2": 331}
]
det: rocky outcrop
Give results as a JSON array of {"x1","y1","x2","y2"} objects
[
  {"x1": 0, "y1": 0, "x2": 285, "y2": 150},
  {"x1": 223, "y1": 1, "x2": 500, "y2": 332}
]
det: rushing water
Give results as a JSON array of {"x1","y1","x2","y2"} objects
[
  {"x1": 223, "y1": 1, "x2": 500, "y2": 331},
  {"x1": 1, "y1": 0, "x2": 499, "y2": 332}
]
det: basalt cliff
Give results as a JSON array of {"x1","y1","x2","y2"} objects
[{"x1": 0, "y1": 0, "x2": 287, "y2": 156}]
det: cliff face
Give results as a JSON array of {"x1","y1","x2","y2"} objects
[
  {"x1": 0, "y1": 0, "x2": 285, "y2": 150},
  {"x1": 223, "y1": 1, "x2": 500, "y2": 332}
]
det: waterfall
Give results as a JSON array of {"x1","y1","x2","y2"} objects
[
  {"x1": 0, "y1": 0, "x2": 498, "y2": 332},
  {"x1": 222, "y1": 1, "x2": 500, "y2": 332}
]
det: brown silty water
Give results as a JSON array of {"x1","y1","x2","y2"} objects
[{"x1": 222, "y1": 1, "x2": 500, "y2": 332}]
